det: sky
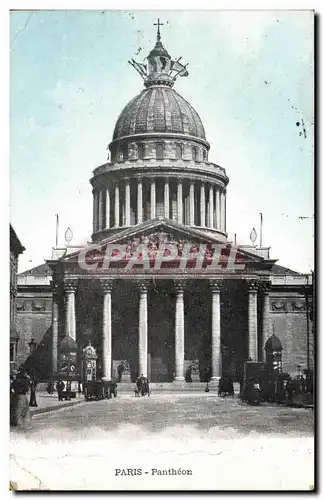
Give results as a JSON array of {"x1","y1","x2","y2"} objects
[{"x1": 10, "y1": 9, "x2": 314, "y2": 273}]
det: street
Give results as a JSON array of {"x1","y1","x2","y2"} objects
[{"x1": 10, "y1": 393, "x2": 314, "y2": 491}]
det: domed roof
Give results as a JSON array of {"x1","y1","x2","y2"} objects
[
  {"x1": 265, "y1": 334, "x2": 283, "y2": 352},
  {"x1": 112, "y1": 86, "x2": 206, "y2": 141}
]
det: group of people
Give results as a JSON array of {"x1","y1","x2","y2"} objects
[
  {"x1": 10, "y1": 369, "x2": 37, "y2": 428},
  {"x1": 135, "y1": 374, "x2": 150, "y2": 396}
]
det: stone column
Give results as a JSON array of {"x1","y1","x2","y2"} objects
[
  {"x1": 248, "y1": 280, "x2": 259, "y2": 361},
  {"x1": 98, "y1": 189, "x2": 104, "y2": 231},
  {"x1": 209, "y1": 185, "x2": 214, "y2": 228},
  {"x1": 105, "y1": 187, "x2": 110, "y2": 229},
  {"x1": 101, "y1": 279, "x2": 114, "y2": 381},
  {"x1": 261, "y1": 281, "x2": 271, "y2": 362},
  {"x1": 125, "y1": 180, "x2": 131, "y2": 226},
  {"x1": 177, "y1": 181, "x2": 183, "y2": 224},
  {"x1": 150, "y1": 180, "x2": 156, "y2": 219},
  {"x1": 224, "y1": 190, "x2": 227, "y2": 233},
  {"x1": 64, "y1": 279, "x2": 77, "y2": 341},
  {"x1": 92, "y1": 190, "x2": 98, "y2": 233},
  {"x1": 216, "y1": 188, "x2": 221, "y2": 230},
  {"x1": 164, "y1": 179, "x2": 170, "y2": 218},
  {"x1": 189, "y1": 182, "x2": 195, "y2": 226},
  {"x1": 174, "y1": 280, "x2": 185, "y2": 382},
  {"x1": 210, "y1": 280, "x2": 222, "y2": 383},
  {"x1": 200, "y1": 183, "x2": 206, "y2": 226},
  {"x1": 138, "y1": 281, "x2": 149, "y2": 377},
  {"x1": 137, "y1": 180, "x2": 143, "y2": 224},
  {"x1": 51, "y1": 281, "x2": 59, "y2": 376},
  {"x1": 220, "y1": 190, "x2": 226, "y2": 232},
  {"x1": 114, "y1": 184, "x2": 120, "y2": 227}
]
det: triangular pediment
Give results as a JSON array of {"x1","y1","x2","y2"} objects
[
  {"x1": 53, "y1": 218, "x2": 275, "y2": 274},
  {"x1": 103, "y1": 218, "x2": 225, "y2": 245}
]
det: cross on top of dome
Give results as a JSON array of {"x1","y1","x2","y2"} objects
[
  {"x1": 128, "y1": 19, "x2": 189, "y2": 88},
  {"x1": 154, "y1": 18, "x2": 163, "y2": 41}
]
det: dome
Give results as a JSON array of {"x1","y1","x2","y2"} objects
[
  {"x1": 265, "y1": 334, "x2": 283, "y2": 352},
  {"x1": 112, "y1": 86, "x2": 206, "y2": 141}
]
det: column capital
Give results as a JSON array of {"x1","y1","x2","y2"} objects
[
  {"x1": 247, "y1": 279, "x2": 259, "y2": 292},
  {"x1": 209, "y1": 279, "x2": 222, "y2": 293},
  {"x1": 137, "y1": 280, "x2": 150, "y2": 293},
  {"x1": 100, "y1": 279, "x2": 115, "y2": 293},
  {"x1": 63, "y1": 279, "x2": 78, "y2": 292},
  {"x1": 260, "y1": 280, "x2": 271, "y2": 294},
  {"x1": 174, "y1": 280, "x2": 186, "y2": 294}
]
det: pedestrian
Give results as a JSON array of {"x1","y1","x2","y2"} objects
[
  {"x1": 117, "y1": 363, "x2": 124, "y2": 383},
  {"x1": 11, "y1": 369, "x2": 31, "y2": 429},
  {"x1": 10, "y1": 375, "x2": 17, "y2": 427},
  {"x1": 29, "y1": 378, "x2": 38, "y2": 407},
  {"x1": 56, "y1": 380, "x2": 65, "y2": 401}
]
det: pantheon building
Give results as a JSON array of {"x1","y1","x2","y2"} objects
[{"x1": 16, "y1": 24, "x2": 313, "y2": 386}]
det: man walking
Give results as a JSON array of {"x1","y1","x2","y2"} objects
[{"x1": 56, "y1": 380, "x2": 65, "y2": 401}]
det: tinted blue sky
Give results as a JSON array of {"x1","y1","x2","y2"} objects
[{"x1": 10, "y1": 10, "x2": 314, "y2": 273}]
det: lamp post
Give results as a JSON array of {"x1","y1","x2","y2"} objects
[{"x1": 27, "y1": 339, "x2": 38, "y2": 407}]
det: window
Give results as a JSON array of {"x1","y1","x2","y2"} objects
[
  {"x1": 175, "y1": 144, "x2": 182, "y2": 159},
  {"x1": 156, "y1": 144, "x2": 164, "y2": 160},
  {"x1": 122, "y1": 144, "x2": 128, "y2": 160},
  {"x1": 137, "y1": 144, "x2": 145, "y2": 160},
  {"x1": 203, "y1": 150, "x2": 207, "y2": 161},
  {"x1": 192, "y1": 147, "x2": 198, "y2": 161}
]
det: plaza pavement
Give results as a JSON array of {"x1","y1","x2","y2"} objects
[
  {"x1": 28, "y1": 392, "x2": 84, "y2": 415},
  {"x1": 10, "y1": 392, "x2": 314, "y2": 491}
]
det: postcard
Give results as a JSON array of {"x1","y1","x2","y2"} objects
[{"x1": 9, "y1": 9, "x2": 314, "y2": 491}]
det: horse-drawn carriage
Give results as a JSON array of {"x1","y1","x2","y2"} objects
[
  {"x1": 84, "y1": 379, "x2": 118, "y2": 401},
  {"x1": 240, "y1": 362, "x2": 265, "y2": 405}
]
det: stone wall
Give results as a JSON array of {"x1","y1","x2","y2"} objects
[
  {"x1": 269, "y1": 290, "x2": 313, "y2": 375},
  {"x1": 16, "y1": 291, "x2": 53, "y2": 372}
]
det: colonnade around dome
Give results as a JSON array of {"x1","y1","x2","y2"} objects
[{"x1": 92, "y1": 177, "x2": 227, "y2": 238}]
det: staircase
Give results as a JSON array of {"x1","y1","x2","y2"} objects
[{"x1": 117, "y1": 382, "x2": 208, "y2": 392}]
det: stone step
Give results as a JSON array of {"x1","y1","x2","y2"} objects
[
  {"x1": 116, "y1": 381, "x2": 241, "y2": 393},
  {"x1": 117, "y1": 382, "x2": 209, "y2": 392}
]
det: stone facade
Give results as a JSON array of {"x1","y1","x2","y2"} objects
[
  {"x1": 16, "y1": 263, "x2": 313, "y2": 381},
  {"x1": 15, "y1": 264, "x2": 53, "y2": 378},
  {"x1": 269, "y1": 290, "x2": 313, "y2": 374}
]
